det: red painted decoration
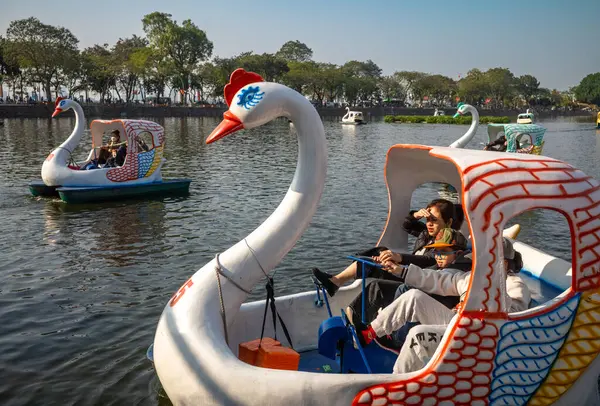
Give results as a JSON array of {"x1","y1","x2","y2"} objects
[
  {"x1": 170, "y1": 278, "x2": 194, "y2": 307},
  {"x1": 224, "y1": 69, "x2": 264, "y2": 107}
]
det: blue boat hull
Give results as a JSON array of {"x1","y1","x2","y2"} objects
[
  {"x1": 30, "y1": 179, "x2": 191, "y2": 203},
  {"x1": 29, "y1": 180, "x2": 60, "y2": 197}
]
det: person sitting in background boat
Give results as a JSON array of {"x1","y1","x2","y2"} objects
[
  {"x1": 484, "y1": 135, "x2": 508, "y2": 152},
  {"x1": 312, "y1": 199, "x2": 464, "y2": 297},
  {"x1": 485, "y1": 135, "x2": 523, "y2": 152},
  {"x1": 103, "y1": 130, "x2": 127, "y2": 167},
  {"x1": 356, "y1": 236, "x2": 529, "y2": 373},
  {"x1": 82, "y1": 130, "x2": 126, "y2": 169}
]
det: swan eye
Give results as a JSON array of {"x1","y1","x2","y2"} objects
[
  {"x1": 60, "y1": 101, "x2": 66, "y2": 107},
  {"x1": 237, "y1": 86, "x2": 264, "y2": 110}
]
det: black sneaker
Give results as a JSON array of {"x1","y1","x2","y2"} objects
[{"x1": 311, "y1": 267, "x2": 339, "y2": 297}]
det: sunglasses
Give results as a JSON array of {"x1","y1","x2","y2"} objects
[{"x1": 433, "y1": 250, "x2": 460, "y2": 258}]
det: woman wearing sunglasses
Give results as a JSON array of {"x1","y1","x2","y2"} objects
[{"x1": 312, "y1": 199, "x2": 465, "y2": 298}]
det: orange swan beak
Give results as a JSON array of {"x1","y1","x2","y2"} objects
[{"x1": 206, "y1": 111, "x2": 244, "y2": 144}]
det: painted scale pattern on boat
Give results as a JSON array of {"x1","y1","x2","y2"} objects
[
  {"x1": 136, "y1": 145, "x2": 164, "y2": 178},
  {"x1": 353, "y1": 152, "x2": 600, "y2": 405},
  {"x1": 354, "y1": 316, "x2": 498, "y2": 405},
  {"x1": 107, "y1": 121, "x2": 164, "y2": 182},
  {"x1": 528, "y1": 290, "x2": 600, "y2": 405},
  {"x1": 489, "y1": 294, "x2": 580, "y2": 405},
  {"x1": 462, "y1": 156, "x2": 600, "y2": 309}
]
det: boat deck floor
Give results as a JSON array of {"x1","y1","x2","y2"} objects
[{"x1": 298, "y1": 350, "x2": 341, "y2": 374}]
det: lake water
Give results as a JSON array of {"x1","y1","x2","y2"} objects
[{"x1": 0, "y1": 115, "x2": 598, "y2": 405}]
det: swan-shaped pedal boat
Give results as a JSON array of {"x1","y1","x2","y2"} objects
[
  {"x1": 29, "y1": 98, "x2": 191, "y2": 203},
  {"x1": 450, "y1": 102, "x2": 479, "y2": 148},
  {"x1": 517, "y1": 109, "x2": 535, "y2": 125},
  {"x1": 454, "y1": 103, "x2": 547, "y2": 155},
  {"x1": 151, "y1": 69, "x2": 600, "y2": 405},
  {"x1": 342, "y1": 107, "x2": 366, "y2": 125}
]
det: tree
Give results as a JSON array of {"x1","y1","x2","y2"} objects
[
  {"x1": 393, "y1": 71, "x2": 428, "y2": 102},
  {"x1": 0, "y1": 35, "x2": 21, "y2": 99},
  {"x1": 112, "y1": 35, "x2": 150, "y2": 102},
  {"x1": 81, "y1": 44, "x2": 116, "y2": 102},
  {"x1": 58, "y1": 52, "x2": 84, "y2": 98},
  {"x1": 484, "y1": 67, "x2": 515, "y2": 108},
  {"x1": 0, "y1": 36, "x2": 20, "y2": 78},
  {"x1": 342, "y1": 60, "x2": 382, "y2": 78},
  {"x1": 417, "y1": 74, "x2": 456, "y2": 105},
  {"x1": 206, "y1": 55, "x2": 244, "y2": 100},
  {"x1": 237, "y1": 53, "x2": 289, "y2": 82},
  {"x1": 575, "y1": 72, "x2": 600, "y2": 106},
  {"x1": 516, "y1": 74, "x2": 540, "y2": 103},
  {"x1": 457, "y1": 69, "x2": 489, "y2": 106},
  {"x1": 379, "y1": 76, "x2": 406, "y2": 103},
  {"x1": 282, "y1": 61, "x2": 313, "y2": 94},
  {"x1": 276, "y1": 40, "x2": 312, "y2": 62},
  {"x1": 5, "y1": 17, "x2": 79, "y2": 101},
  {"x1": 316, "y1": 63, "x2": 344, "y2": 103},
  {"x1": 142, "y1": 12, "x2": 213, "y2": 103}
]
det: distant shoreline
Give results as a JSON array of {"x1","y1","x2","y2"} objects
[{"x1": 0, "y1": 103, "x2": 594, "y2": 120}]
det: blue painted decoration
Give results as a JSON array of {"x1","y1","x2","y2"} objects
[{"x1": 237, "y1": 86, "x2": 265, "y2": 109}]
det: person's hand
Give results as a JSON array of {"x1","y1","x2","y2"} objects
[
  {"x1": 413, "y1": 208, "x2": 431, "y2": 220},
  {"x1": 381, "y1": 261, "x2": 403, "y2": 276},
  {"x1": 376, "y1": 250, "x2": 402, "y2": 264}
]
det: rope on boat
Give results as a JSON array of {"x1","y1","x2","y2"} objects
[
  {"x1": 244, "y1": 239, "x2": 272, "y2": 279},
  {"x1": 214, "y1": 252, "x2": 253, "y2": 346},
  {"x1": 213, "y1": 240, "x2": 273, "y2": 346},
  {"x1": 214, "y1": 257, "x2": 229, "y2": 346}
]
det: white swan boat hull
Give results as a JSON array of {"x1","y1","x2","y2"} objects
[
  {"x1": 153, "y1": 70, "x2": 600, "y2": 405},
  {"x1": 153, "y1": 237, "x2": 599, "y2": 405}
]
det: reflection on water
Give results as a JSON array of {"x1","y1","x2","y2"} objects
[{"x1": 0, "y1": 116, "x2": 598, "y2": 405}]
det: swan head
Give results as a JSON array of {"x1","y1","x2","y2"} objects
[
  {"x1": 52, "y1": 97, "x2": 76, "y2": 117},
  {"x1": 453, "y1": 102, "x2": 470, "y2": 118},
  {"x1": 207, "y1": 69, "x2": 291, "y2": 144}
]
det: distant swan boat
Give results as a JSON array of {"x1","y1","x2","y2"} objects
[{"x1": 342, "y1": 107, "x2": 366, "y2": 125}]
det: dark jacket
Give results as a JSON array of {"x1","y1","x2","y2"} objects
[
  {"x1": 105, "y1": 146, "x2": 127, "y2": 168},
  {"x1": 115, "y1": 146, "x2": 127, "y2": 166},
  {"x1": 441, "y1": 252, "x2": 473, "y2": 272}
]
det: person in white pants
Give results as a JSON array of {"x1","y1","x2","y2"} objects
[{"x1": 357, "y1": 229, "x2": 530, "y2": 374}]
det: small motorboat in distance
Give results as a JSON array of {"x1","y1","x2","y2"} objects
[{"x1": 29, "y1": 98, "x2": 191, "y2": 203}]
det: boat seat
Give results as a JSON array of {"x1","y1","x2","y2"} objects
[
  {"x1": 317, "y1": 316, "x2": 348, "y2": 360},
  {"x1": 317, "y1": 314, "x2": 400, "y2": 374}
]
